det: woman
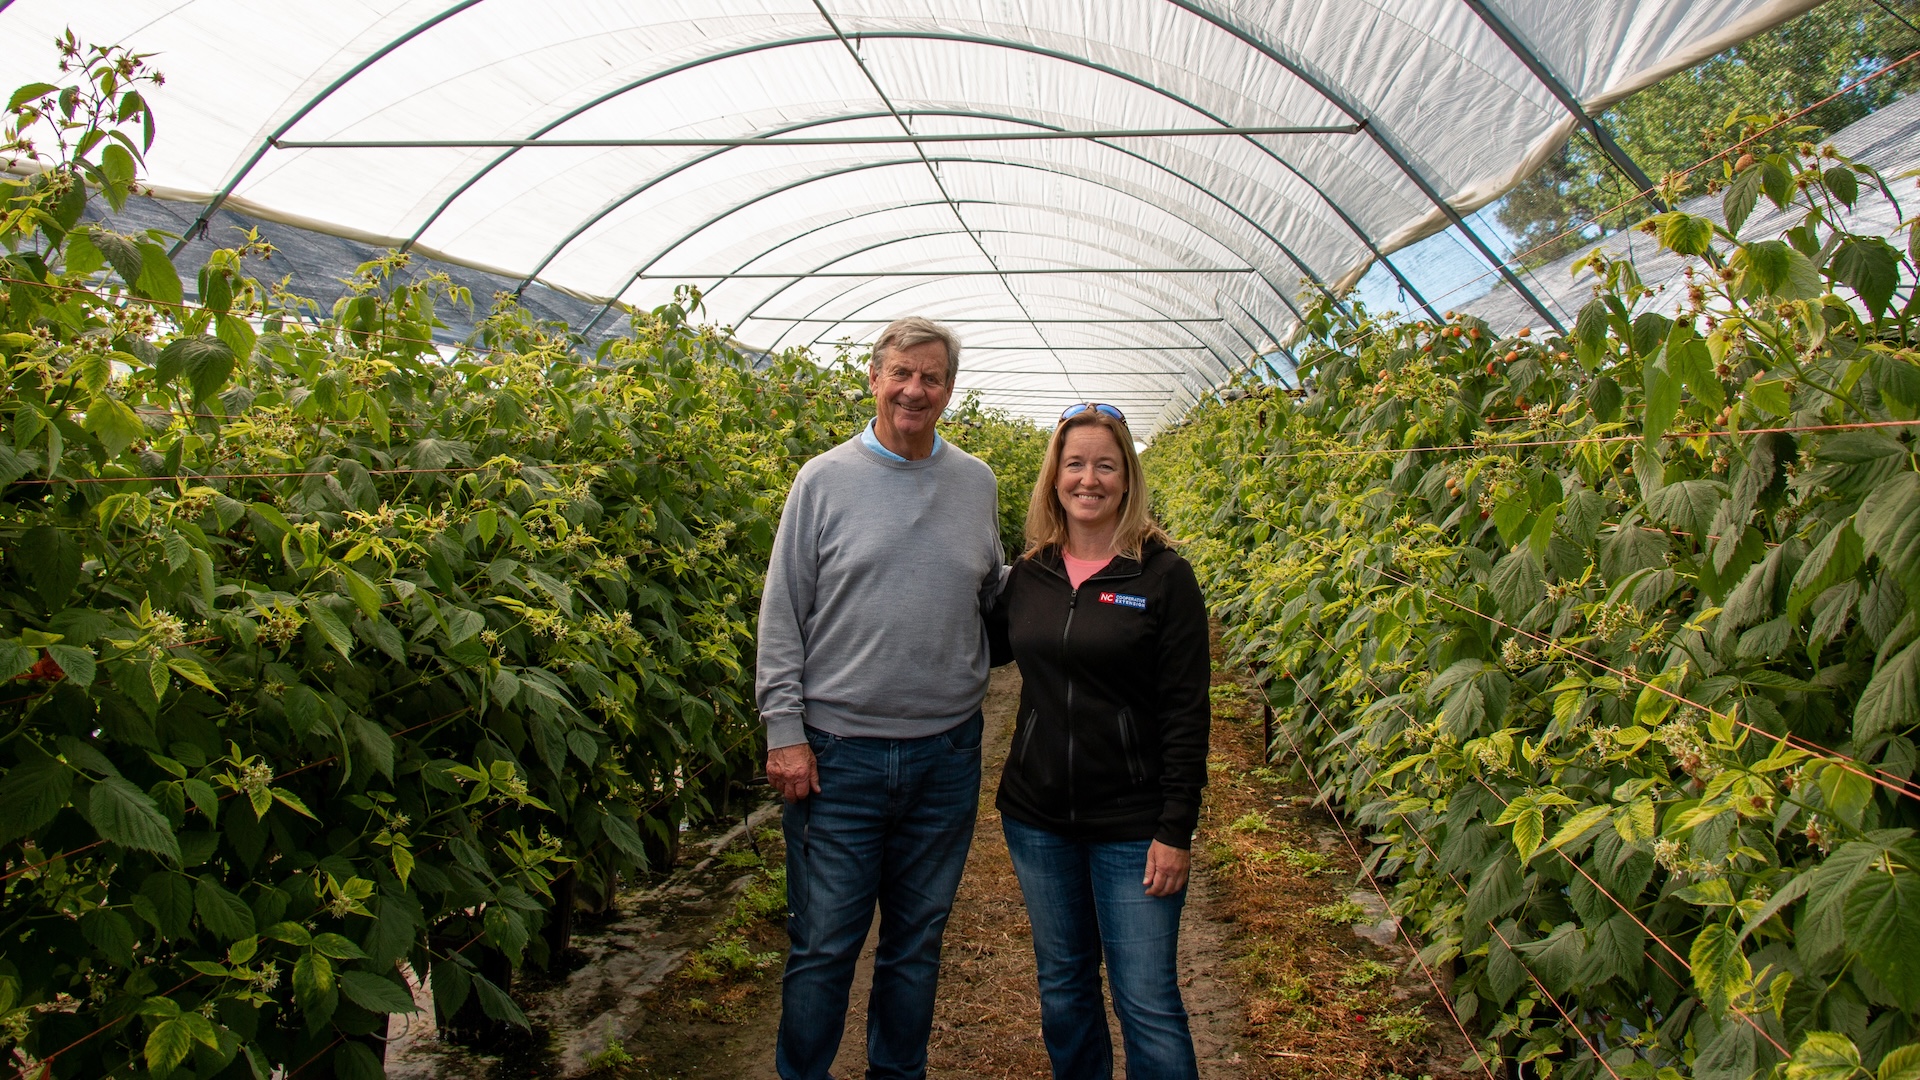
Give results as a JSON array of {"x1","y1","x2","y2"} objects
[{"x1": 991, "y1": 402, "x2": 1211, "y2": 1080}]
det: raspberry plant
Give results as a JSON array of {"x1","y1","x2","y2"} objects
[
  {"x1": 0, "y1": 44, "x2": 1040, "y2": 1080},
  {"x1": 1151, "y1": 139, "x2": 1920, "y2": 1080}
]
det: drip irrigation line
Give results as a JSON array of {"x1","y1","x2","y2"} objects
[{"x1": 1279, "y1": 525, "x2": 1920, "y2": 805}]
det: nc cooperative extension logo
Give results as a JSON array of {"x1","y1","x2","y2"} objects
[{"x1": 1098, "y1": 592, "x2": 1147, "y2": 610}]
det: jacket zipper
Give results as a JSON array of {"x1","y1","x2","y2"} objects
[{"x1": 1061, "y1": 584, "x2": 1078, "y2": 822}]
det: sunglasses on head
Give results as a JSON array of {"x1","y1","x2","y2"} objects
[{"x1": 1058, "y1": 402, "x2": 1127, "y2": 424}]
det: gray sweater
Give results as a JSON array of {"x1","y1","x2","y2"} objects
[{"x1": 756, "y1": 434, "x2": 1004, "y2": 750}]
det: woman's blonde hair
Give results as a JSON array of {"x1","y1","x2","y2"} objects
[{"x1": 1023, "y1": 410, "x2": 1171, "y2": 561}]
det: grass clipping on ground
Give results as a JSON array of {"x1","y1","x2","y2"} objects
[{"x1": 1198, "y1": 673, "x2": 1475, "y2": 1080}]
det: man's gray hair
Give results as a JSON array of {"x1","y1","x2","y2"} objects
[{"x1": 871, "y1": 316, "x2": 961, "y2": 382}]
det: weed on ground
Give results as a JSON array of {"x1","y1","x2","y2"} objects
[{"x1": 1197, "y1": 634, "x2": 1475, "y2": 1080}]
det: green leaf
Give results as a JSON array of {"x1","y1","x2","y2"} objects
[
  {"x1": 1878, "y1": 1044, "x2": 1920, "y2": 1080},
  {"x1": 1646, "y1": 478, "x2": 1725, "y2": 541},
  {"x1": 1690, "y1": 921, "x2": 1751, "y2": 1015},
  {"x1": 472, "y1": 971, "x2": 528, "y2": 1029},
  {"x1": 1725, "y1": 166, "x2": 1764, "y2": 235},
  {"x1": 45, "y1": 643, "x2": 96, "y2": 689},
  {"x1": 337, "y1": 564, "x2": 384, "y2": 620},
  {"x1": 1586, "y1": 374, "x2": 1623, "y2": 421},
  {"x1": 81, "y1": 907, "x2": 138, "y2": 967},
  {"x1": 1697, "y1": 1021, "x2": 1761, "y2": 1080},
  {"x1": 0, "y1": 756, "x2": 74, "y2": 846},
  {"x1": 1856, "y1": 640, "x2": 1920, "y2": 744},
  {"x1": 600, "y1": 812, "x2": 650, "y2": 865},
  {"x1": 1490, "y1": 548, "x2": 1545, "y2": 622},
  {"x1": 1790, "y1": 523, "x2": 1865, "y2": 620},
  {"x1": 83, "y1": 776, "x2": 182, "y2": 862},
  {"x1": 1830, "y1": 237, "x2": 1901, "y2": 319},
  {"x1": 15, "y1": 518, "x2": 82, "y2": 607},
  {"x1": 444, "y1": 607, "x2": 486, "y2": 646},
  {"x1": 350, "y1": 716, "x2": 396, "y2": 780},
  {"x1": 264, "y1": 921, "x2": 312, "y2": 946},
  {"x1": 1670, "y1": 336, "x2": 1725, "y2": 411},
  {"x1": 1644, "y1": 356, "x2": 1681, "y2": 445},
  {"x1": 155, "y1": 335, "x2": 235, "y2": 404},
  {"x1": 1746, "y1": 376, "x2": 1792, "y2": 417},
  {"x1": 81, "y1": 393, "x2": 145, "y2": 458},
  {"x1": 1656, "y1": 211, "x2": 1717, "y2": 256},
  {"x1": 138, "y1": 872, "x2": 195, "y2": 939},
  {"x1": 1843, "y1": 866, "x2": 1920, "y2": 1010},
  {"x1": 1579, "y1": 914, "x2": 1645, "y2": 986},
  {"x1": 431, "y1": 958, "x2": 471, "y2": 1019},
  {"x1": 1737, "y1": 240, "x2": 1822, "y2": 301},
  {"x1": 1544, "y1": 804, "x2": 1612, "y2": 853},
  {"x1": 293, "y1": 951, "x2": 334, "y2": 1007},
  {"x1": 339, "y1": 970, "x2": 420, "y2": 1014},
  {"x1": 214, "y1": 312, "x2": 256, "y2": 364},
  {"x1": 145, "y1": 1016, "x2": 196, "y2": 1075},
  {"x1": 8, "y1": 82, "x2": 56, "y2": 110},
  {"x1": 1575, "y1": 300, "x2": 1611, "y2": 370},
  {"x1": 1858, "y1": 472, "x2": 1920, "y2": 599},
  {"x1": 1825, "y1": 166, "x2": 1861, "y2": 207},
  {"x1": 311, "y1": 932, "x2": 369, "y2": 960},
  {"x1": 194, "y1": 875, "x2": 255, "y2": 942},
  {"x1": 334, "y1": 1041, "x2": 386, "y2": 1080},
  {"x1": 98, "y1": 144, "x2": 135, "y2": 205},
  {"x1": 135, "y1": 241, "x2": 182, "y2": 306},
  {"x1": 1787, "y1": 1032, "x2": 1866, "y2": 1080},
  {"x1": 305, "y1": 600, "x2": 354, "y2": 658},
  {"x1": 1761, "y1": 158, "x2": 1796, "y2": 207},
  {"x1": 63, "y1": 224, "x2": 105, "y2": 274}
]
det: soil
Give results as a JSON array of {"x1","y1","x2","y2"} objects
[{"x1": 394, "y1": 622, "x2": 1484, "y2": 1079}]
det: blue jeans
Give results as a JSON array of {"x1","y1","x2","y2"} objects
[
  {"x1": 777, "y1": 712, "x2": 983, "y2": 1080},
  {"x1": 1002, "y1": 816, "x2": 1198, "y2": 1080}
]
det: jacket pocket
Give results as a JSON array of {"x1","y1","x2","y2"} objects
[
  {"x1": 1116, "y1": 707, "x2": 1146, "y2": 785},
  {"x1": 1014, "y1": 708, "x2": 1040, "y2": 767}
]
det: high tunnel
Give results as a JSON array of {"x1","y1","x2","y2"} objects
[{"x1": 1, "y1": 0, "x2": 1816, "y2": 435}]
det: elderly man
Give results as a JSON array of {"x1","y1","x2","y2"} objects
[{"x1": 756, "y1": 316, "x2": 1003, "y2": 1080}]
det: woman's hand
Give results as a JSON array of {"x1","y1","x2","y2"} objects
[{"x1": 1143, "y1": 840, "x2": 1190, "y2": 897}]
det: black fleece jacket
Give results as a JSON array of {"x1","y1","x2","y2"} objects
[{"x1": 989, "y1": 540, "x2": 1211, "y2": 848}]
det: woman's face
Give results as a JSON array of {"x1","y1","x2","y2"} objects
[{"x1": 1054, "y1": 423, "x2": 1128, "y2": 532}]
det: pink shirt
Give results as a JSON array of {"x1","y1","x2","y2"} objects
[{"x1": 1062, "y1": 552, "x2": 1112, "y2": 589}]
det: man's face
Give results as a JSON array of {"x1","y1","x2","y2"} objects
[{"x1": 869, "y1": 339, "x2": 954, "y2": 451}]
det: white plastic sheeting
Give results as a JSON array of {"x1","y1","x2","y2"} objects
[{"x1": 0, "y1": 0, "x2": 1815, "y2": 432}]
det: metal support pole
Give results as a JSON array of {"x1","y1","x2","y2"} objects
[{"x1": 1459, "y1": 0, "x2": 1669, "y2": 214}]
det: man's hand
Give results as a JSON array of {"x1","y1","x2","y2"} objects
[
  {"x1": 767, "y1": 744, "x2": 820, "y2": 803},
  {"x1": 1142, "y1": 840, "x2": 1190, "y2": 897}
]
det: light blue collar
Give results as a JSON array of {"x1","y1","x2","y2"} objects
[{"x1": 862, "y1": 418, "x2": 944, "y2": 461}]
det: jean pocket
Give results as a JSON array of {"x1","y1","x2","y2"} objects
[
  {"x1": 805, "y1": 727, "x2": 836, "y2": 762},
  {"x1": 943, "y1": 711, "x2": 983, "y2": 753}
]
